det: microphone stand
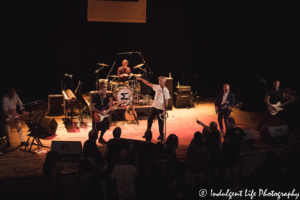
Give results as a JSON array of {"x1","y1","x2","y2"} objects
[
  {"x1": 162, "y1": 86, "x2": 167, "y2": 140},
  {"x1": 262, "y1": 80, "x2": 269, "y2": 116},
  {"x1": 137, "y1": 52, "x2": 154, "y2": 79},
  {"x1": 95, "y1": 66, "x2": 104, "y2": 91}
]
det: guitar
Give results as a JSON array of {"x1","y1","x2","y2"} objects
[
  {"x1": 124, "y1": 104, "x2": 139, "y2": 124},
  {"x1": 93, "y1": 101, "x2": 124, "y2": 123},
  {"x1": 215, "y1": 102, "x2": 243, "y2": 115},
  {"x1": 268, "y1": 97, "x2": 298, "y2": 115}
]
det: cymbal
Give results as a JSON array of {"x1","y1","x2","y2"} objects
[
  {"x1": 97, "y1": 63, "x2": 109, "y2": 66},
  {"x1": 133, "y1": 63, "x2": 145, "y2": 69},
  {"x1": 109, "y1": 75, "x2": 118, "y2": 78},
  {"x1": 132, "y1": 74, "x2": 142, "y2": 77}
]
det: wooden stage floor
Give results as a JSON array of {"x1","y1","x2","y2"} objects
[{"x1": 1, "y1": 101, "x2": 300, "y2": 180}]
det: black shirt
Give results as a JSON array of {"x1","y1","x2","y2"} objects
[
  {"x1": 268, "y1": 88, "x2": 283, "y2": 104},
  {"x1": 106, "y1": 138, "x2": 130, "y2": 170},
  {"x1": 83, "y1": 140, "x2": 105, "y2": 168},
  {"x1": 136, "y1": 142, "x2": 156, "y2": 175},
  {"x1": 91, "y1": 93, "x2": 110, "y2": 111},
  {"x1": 147, "y1": 154, "x2": 173, "y2": 188},
  {"x1": 223, "y1": 127, "x2": 246, "y2": 155}
]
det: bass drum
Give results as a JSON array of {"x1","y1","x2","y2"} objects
[{"x1": 116, "y1": 87, "x2": 133, "y2": 105}]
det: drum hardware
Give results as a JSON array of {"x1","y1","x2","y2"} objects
[
  {"x1": 95, "y1": 65, "x2": 108, "y2": 90},
  {"x1": 97, "y1": 63, "x2": 109, "y2": 66},
  {"x1": 133, "y1": 63, "x2": 145, "y2": 69}
]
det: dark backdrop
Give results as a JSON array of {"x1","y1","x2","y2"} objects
[{"x1": 2, "y1": 0, "x2": 298, "y2": 111}]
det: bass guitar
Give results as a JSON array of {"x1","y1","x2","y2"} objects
[
  {"x1": 93, "y1": 101, "x2": 124, "y2": 123},
  {"x1": 268, "y1": 97, "x2": 298, "y2": 115}
]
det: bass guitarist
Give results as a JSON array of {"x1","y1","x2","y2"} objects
[
  {"x1": 91, "y1": 83, "x2": 111, "y2": 143},
  {"x1": 256, "y1": 80, "x2": 295, "y2": 132},
  {"x1": 215, "y1": 84, "x2": 235, "y2": 134}
]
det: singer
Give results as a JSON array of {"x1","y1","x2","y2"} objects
[
  {"x1": 215, "y1": 84, "x2": 235, "y2": 133},
  {"x1": 136, "y1": 76, "x2": 170, "y2": 141}
]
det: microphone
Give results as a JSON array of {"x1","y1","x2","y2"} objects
[
  {"x1": 65, "y1": 73, "x2": 73, "y2": 78},
  {"x1": 261, "y1": 79, "x2": 266, "y2": 82}
]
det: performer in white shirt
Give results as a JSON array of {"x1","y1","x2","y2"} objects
[
  {"x1": 1, "y1": 88, "x2": 28, "y2": 147},
  {"x1": 136, "y1": 76, "x2": 170, "y2": 140}
]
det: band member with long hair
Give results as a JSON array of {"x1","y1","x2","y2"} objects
[
  {"x1": 91, "y1": 82, "x2": 111, "y2": 143},
  {"x1": 1, "y1": 87, "x2": 28, "y2": 147},
  {"x1": 215, "y1": 84, "x2": 235, "y2": 133},
  {"x1": 136, "y1": 76, "x2": 170, "y2": 140}
]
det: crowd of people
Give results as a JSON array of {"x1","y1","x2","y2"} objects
[{"x1": 41, "y1": 116, "x2": 300, "y2": 200}]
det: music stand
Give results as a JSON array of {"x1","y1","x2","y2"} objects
[{"x1": 20, "y1": 120, "x2": 50, "y2": 154}]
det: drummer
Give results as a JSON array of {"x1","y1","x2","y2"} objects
[{"x1": 117, "y1": 59, "x2": 131, "y2": 82}]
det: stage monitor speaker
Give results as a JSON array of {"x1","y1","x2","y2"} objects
[
  {"x1": 174, "y1": 92, "x2": 193, "y2": 108},
  {"x1": 165, "y1": 78, "x2": 173, "y2": 94},
  {"x1": 260, "y1": 125, "x2": 291, "y2": 144},
  {"x1": 35, "y1": 116, "x2": 58, "y2": 136},
  {"x1": 242, "y1": 129, "x2": 256, "y2": 148},
  {"x1": 48, "y1": 95, "x2": 64, "y2": 115},
  {"x1": 51, "y1": 141, "x2": 82, "y2": 163}
]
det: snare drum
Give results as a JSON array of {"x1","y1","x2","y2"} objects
[{"x1": 117, "y1": 87, "x2": 133, "y2": 105}]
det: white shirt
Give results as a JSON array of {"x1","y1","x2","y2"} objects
[
  {"x1": 221, "y1": 92, "x2": 229, "y2": 105},
  {"x1": 152, "y1": 84, "x2": 170, "y2": 110},
  {"x1": 111, "y1": 164, "x2": 138, "y2": 199},
  {"x1": 1, "y1": 94, "x2": 23, "y2": 114}
]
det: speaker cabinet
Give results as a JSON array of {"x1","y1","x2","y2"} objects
[
  {"x1": 242, "y1": 129, "x2": 256, "y2": 148},
  {"x1": 167, "y1": 94, "x2": 173, "y2": 110},
  {"x1": 260, "y1": 125, "x2": 291, "y2": 144},
  {"x1": 48, "y1": 95, "x2": 64, "y2": 115},
  {"x1": 35, "y1": 116, "x2": 58, "y2": 136},
  {"x1": 165, "y1": 78, "x2": 173, "y2": 94},
  {"x1": 51, "y1": 141, "x2": 82, "y2": 163},
  {"x1": 174, "y1": 92, "x2": 193, "y2": 108}
]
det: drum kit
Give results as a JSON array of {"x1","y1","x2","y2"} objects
[{"x1": 104, "y1": 63, "x2": 150, "y2": 106}]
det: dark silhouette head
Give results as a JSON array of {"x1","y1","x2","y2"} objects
[
  {"x1": 194, "y1": 131, "x2": 204, "y2": 147},
  {"x1": 166, "y1": 134, "x2": 178, "y2": 152},
  {"x1": 113, "y1": 127, "x2": 122, "y2": 138},
  {"x1": 88, "y1": 129, "x2": 98, "y2": 140}
]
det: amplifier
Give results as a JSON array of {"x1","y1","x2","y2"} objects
[
  {"x1": 174, "y1": 92, "x2": 193, "y2": 108},
  {"x1": 176, "y1": 86, "x2": 191, "y2": 94},
  {"x1": 48, "y1": 95, "x2": 64, "y2": 115}
]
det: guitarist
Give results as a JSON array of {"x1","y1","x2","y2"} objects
[
  {"x1": 215, "y1": 84, "x2": 235, "y2": 134},
  {"x1": 1, "y1": 87, "x2": 28, "y2": 147},
  {"x1": 257, "y1": 80, "x2": 295, "y2": 131},
  {"x1": 91, "y1": 83, "x2": 111, "y2": 143},
  {"x1": 136, "y1": 76, "x2": 170, "y2": 141}
]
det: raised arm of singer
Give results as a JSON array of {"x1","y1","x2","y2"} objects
[{"x1": 137, "y1": 76, "x2": 170, "y2": 141}]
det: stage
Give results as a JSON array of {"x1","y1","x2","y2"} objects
[{"x1": 1, "y1": 100, "x2": 300, "y2": 181}]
